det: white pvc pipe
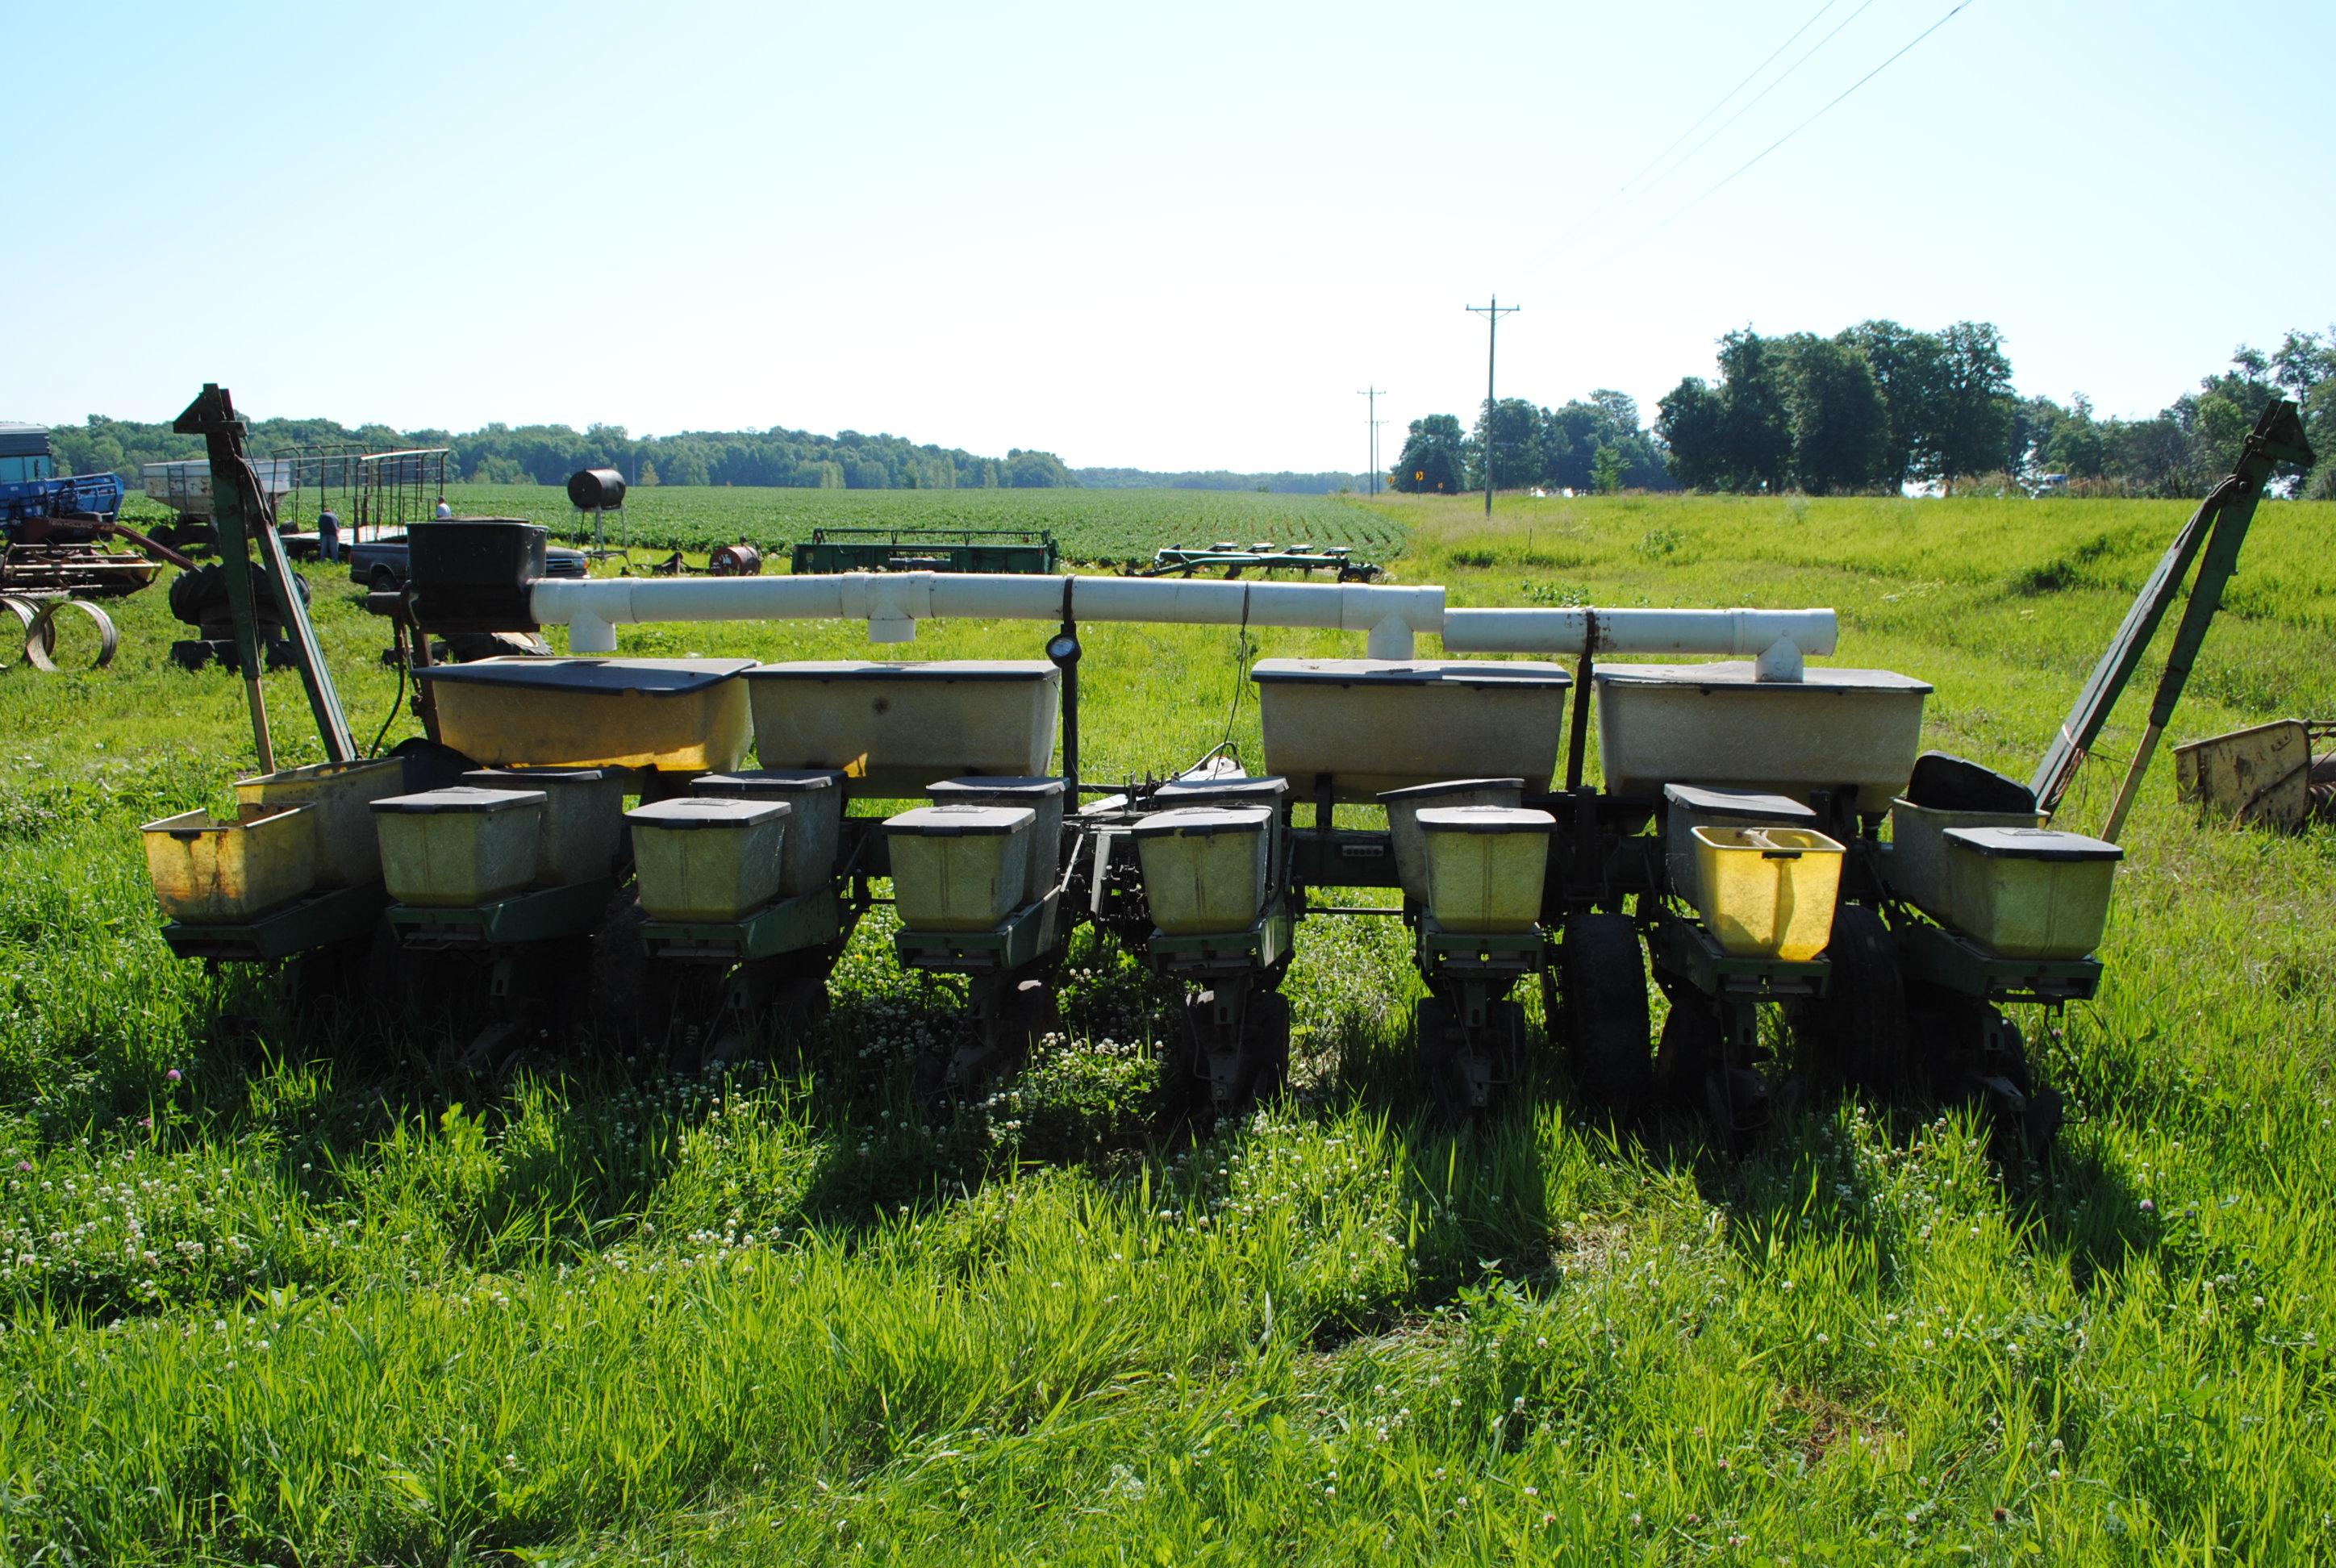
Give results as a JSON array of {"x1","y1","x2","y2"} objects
[
  {"x1": 535, "y1": 571, "x2": 1447, "y2": 659},
  {"x1": 532, "y1": 570, "x2": 1840, "y2": 678},
  {"x1": 1439, "y1": 606, "x2": 1837, "y2": 681}
]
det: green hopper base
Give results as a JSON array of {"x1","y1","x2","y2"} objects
[
  {"x1": 641, "y1": 888, "x2": 847, "y2": 964},
  {"x1": 1894, "y1": 920, "x2": 2100, "y2": 1004},
  {"x1": 1653, "y1": 916, "x2": 1831, "y2": 1003},
  {"x1": 161, "y1": 880, "x2": 388, "y2": 964},
  {"x1": 896, "y1": 893, "x2": 1060, "y2": 976},
  {"x1": 388, "y1": 876, "x2": 620, "y2": 951},
  {"x1": 1148, "y1": 899, "x2": 1294, "y2": 978}
]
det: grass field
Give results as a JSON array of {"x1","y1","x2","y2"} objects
[
  {"x1": 5, "y1": 488, "x2": 2336, "y2": 1561},
  {"x1": 272, "y1": 483, "x2": 1411, "y2": 571}
]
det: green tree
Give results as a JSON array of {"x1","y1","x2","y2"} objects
[
  {"x1": 1783, "y1": 336, "x2": 1888, "y2": 494},
  {"x1": 1466, "y1": 398, "x2": 1544, "y2": 492},
  {"x1": 636, "y1": 457, "x2": 661, "y2": 486},
  {"x1": 1655, "y1": 377, "x2": 1728, "y2": 490},
  {"x1": 1918, "y1": 321, "x2": 2017, "y2": 490},
  {"x1": 1838, "y1": 319, "x2": 1942, "y2": 492},
  {"x1": 2044, "y1": 394, "x2": 2107, "y2": 479},
  {"x1": 1391, "y1": 415, "x2": 1466, "y2": 494},
  {"x1": 1590, "y1": 442, "x2": 1625, "y2": 494},
  {"x1": 1716, "y1": 329, "x2": 1792, "y2": 491}
]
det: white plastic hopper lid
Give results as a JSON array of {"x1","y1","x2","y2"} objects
[
  {"x1": 462, "y1": 768, "x2": 611, "y2": 786},
  {"x1": 1594, "y1": 661, "x2": 1933, "y2": 694},
  {"x1": 927, "y1": 776, "x2": 1067, "y2": 799},
  {"x1": 1249, "y1": 657, "x2": 1571, "y2": 689},
  {"x1": 1662, "y1": 783, "x2": 1818, "y2": 821},
  {"x1": 1942, "y1": 826, "x2": 2123, "y2": 861},
  {"x1": 628, "y1": 797, "x2": 790, "y2": 828},
  {"x1": 886, "y1": 804, "x2": 1036, "y2": 836},
  {"x1": 748, "y1": 660, "x2": 1058, "y2": 682},
  {"x1": 1414, "y1": 806, "x2": 1557, "y2": 834},
  {"x1": 372, "y1": 786, "x2": 546, "y2": 814},
  {"x1": 416, "y1": 657, "x2": 754, "y2": 694},
  {"x1": 692, "y1": 769, "x2": 847, "y2": 796},
  {"x1": 1154, "y1": 775, "x2": 1289, "y2": 802},
  {"x1": 1379, "y1": 777, "x2": 1528, "y2": 803},
  {"x1": 1131, "y1": 805, "x2": 1274, "y2": 838}
]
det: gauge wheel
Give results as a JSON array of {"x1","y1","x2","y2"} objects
[
  {"x1": 1561, "y1": 914, "x2": 1654, "y2": 1120},
  {"x1": 1792, "y1": 904, "x2": 1909, "y2": 1097}
]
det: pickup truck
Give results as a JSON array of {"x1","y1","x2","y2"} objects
[{"x1": 347, "y1": 532, "x2": 589, "y2": 590}]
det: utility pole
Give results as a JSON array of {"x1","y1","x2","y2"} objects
[
  {"x1": 1465, "y1": 295, "x2": 1520, "y2": 516},
  {"x1": 1357, "y1": 386, "x2": 1388, "y2": 495}
]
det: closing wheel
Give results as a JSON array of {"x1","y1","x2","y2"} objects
[
  {"x1": 25, "y1": 599, "x2": 119, "y2": 671},
  {"x1": 584, "y1": 897, "x2": 682, "y2": 1052},
  {"x1": 1179, "y1": 985, "x2": 1287, "y2": 1116},
  {"x1": 1561, "y1": 914, "x2": 1654, "y2": 1120},
  {"x1": 1653, "y1": 992, "x2": 1720, "y2": 1111},
  {"x1": 1416, "y1": 995, "x2": 1463, "y2": 1120},
  {"x1": 0, "y1": 597, "x2": 36, "y2": 671},
  {"x1": 361, "y1": 920, "x2": 470, "y2": 1026},
  {"x1": 1793, "y1": 904, "x2": 1909, "y2": 1097}
]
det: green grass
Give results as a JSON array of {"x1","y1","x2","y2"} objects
[{"x1": 5, "y1": 491, "x2": 2336, "y2": 1561}]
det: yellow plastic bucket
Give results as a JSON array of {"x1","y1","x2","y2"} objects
[
  {"x1": 141, "y1": 805, "x2": 318, "y2": 924},
  {"x1": 1691, "y1": 825, "x2": 1844, "y2": 961},
  {"x1": 235, "y1": 757, "x2": 408, "y2": 887}
]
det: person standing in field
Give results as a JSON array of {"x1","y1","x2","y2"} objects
[
  {"x1": 317, "y1": 503, "x2": 340, "y2": 564},
  {"x1": 435, "y1": 497, "x2": 453, "y2": 519}
]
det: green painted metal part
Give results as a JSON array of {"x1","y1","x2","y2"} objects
[
  {"x1": 1892, "y1": 919, "x2": 2100, "y2": 1003},
  {"x1": 1288, "y1": 827, "x2": 1402, "y2": 889},
  {"x1": 640, "y1": 888, "x2": 848, "y2": 963},
  {"x1": 894, "y1": 892, "x2": 1062, "y2": 974},
  {"x1": 1650, "y1": 915, "x2": 1831, "y2": 1002},
  {"x1": 1147, "y1": 899, "x2": 1295, "y2": 978},
  {"x1": 2031, "y1": 398, "x2": 2316, "y2": 818},
  {"x1": 171, "y1": 383, "x2": 355, "y2": 765},
  {"x1": 386, "y1": 875, "x2": 620, "y2": 949},
  {"x1": 161, "y1": 881, "x2": 388, "y2": 963},
  {"x1": 789, "y1": 528, "x2": 1057, "y2": 577},
  {"x1": 1417, "y1": 918, "x2": 1545, "y2": 976}
]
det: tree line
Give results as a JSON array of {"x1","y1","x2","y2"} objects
[
  {"x1": 1391, "y1": 391, "x2": 1675, "y2": 498},
  {"x1": 1074, "y1": 468, "x2": 1367, "y2": 494},
  {"x1": 46, "y1": 415, "x2": 1078, "y2": 491},
  {"x1": 1391, "y1": 322, "x2": 2336, "y2": 500}
]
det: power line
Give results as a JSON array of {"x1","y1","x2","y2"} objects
[
  {"x1": 1583, "y1": 0, "x2": 1840, "y2": 227},
  {"x1": 1614, "y1": 0, "x2": 1879, "y2": 219},
  {"x1": 1604, "y1": 0, "x2": 1977, "y2": 260}
]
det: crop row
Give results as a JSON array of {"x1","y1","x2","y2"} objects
[{"x1": 428, "y1": 484, "x2": 1409, "y2": 567}]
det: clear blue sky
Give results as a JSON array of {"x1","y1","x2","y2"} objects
[{"x1": 10, "y1": 1, "x2": 2330, "y2": 473}]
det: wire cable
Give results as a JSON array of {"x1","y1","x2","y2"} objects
[
  {"x1": 1212, "y1": 583, "x2": 1256, "y2": 769},
  {"x1": 1603, "y1": 0, "x2": 1976, "y2": 259},
  {"x1": 1583, "y1": 0, "x2": 1840, "y2": 227},
  {"x1": 1610, "y1": 0, "x2": 1879, "y2": 223}
]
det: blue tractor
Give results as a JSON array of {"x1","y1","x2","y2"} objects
[
  {"x1": 1, "y1": 423, "x2": 187, "y2": 603},
  {"x1": 1, "y1": 423, "x2": 125, "y2": 528}
]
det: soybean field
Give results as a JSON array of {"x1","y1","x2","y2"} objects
[{"x1": 428, "y1": 483, "x2": 1410, "y2": 569}]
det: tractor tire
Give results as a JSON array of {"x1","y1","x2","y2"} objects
[{"x1": 1561, "y1": 914, "x2": 1654, "y2": 1120}]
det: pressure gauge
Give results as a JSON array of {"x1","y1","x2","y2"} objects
[{"x1": 1046, "y1": 632, "x2": 1082, "y2": 665}]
